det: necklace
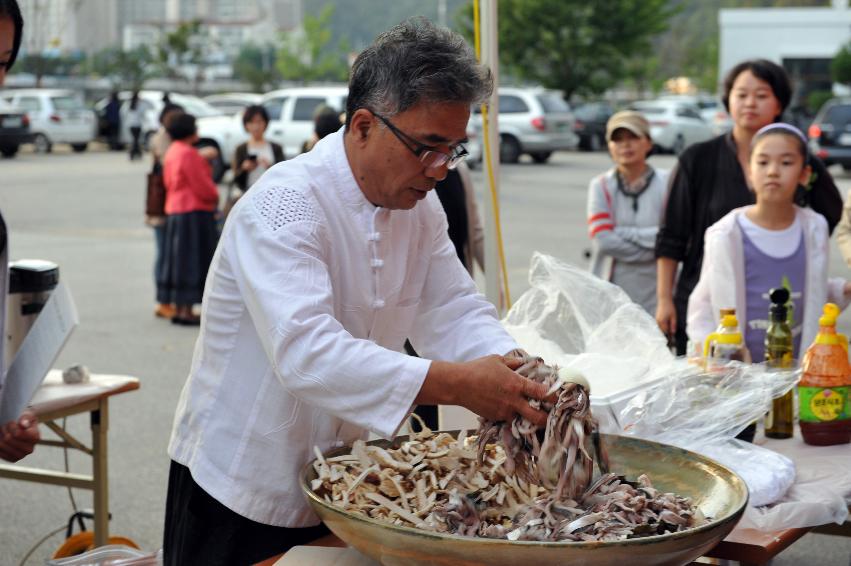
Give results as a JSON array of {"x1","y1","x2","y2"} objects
[{"x1": 615, "y1": 168, "x2": 655, "y2": 212}]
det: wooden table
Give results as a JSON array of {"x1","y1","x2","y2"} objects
[{"x1": 0, "y1": 370, "x2": 139, "y2": 547}]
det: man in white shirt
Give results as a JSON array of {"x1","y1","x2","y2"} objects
[{"x1": 163, "y1": 17, "x2": 550, "y2": 564}]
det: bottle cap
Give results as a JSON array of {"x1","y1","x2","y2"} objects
[
  {"x1": 721, "y1": 314, "x2": 738, "y2": 328},
  {"x1": 823, "y1": 303, "x2": 840, "y2": 319},
  {"x1": 720, "y1": 308, "x2": 736, "y2": 317},
  {"x1": 819, "y1": 314, "x2": 837, "y2": 327},
  {"x1": 769, "y1": 288, "x2": 789, "y2": 320}
]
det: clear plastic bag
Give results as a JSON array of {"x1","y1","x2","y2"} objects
[
  {"x1": 501, "y1": 253, "x2": 844, "y2": 525},
  {"x1": 47, "y1": 546, "x2": 162, "y2": 566}
]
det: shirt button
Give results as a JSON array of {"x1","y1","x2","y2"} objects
[
  {"x1": 373, "y1": 299, "x2": 385, "y2": 309},
  {"x1": 371, "y1": 259, "x2": 384, "y2": 268}
]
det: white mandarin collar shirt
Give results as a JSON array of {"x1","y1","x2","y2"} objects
[{"x1": 168, "y1": 129, "x2": 517, "y2": 526}]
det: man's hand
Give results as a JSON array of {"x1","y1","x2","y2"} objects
[
  {"x1": 0, "y1": 410, "x2": 40, "y2": 462},
  {"x1": 417, "y1": 355, "x2": 550, "y2": 427}
]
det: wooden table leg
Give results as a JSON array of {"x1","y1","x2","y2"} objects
[{"x1": 92, "y1": 399, "x2": 109, "y2": 547}]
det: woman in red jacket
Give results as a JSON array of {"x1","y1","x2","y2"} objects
[{"x1": 161, "y1": 113, "x2": 220, "y2": 325}]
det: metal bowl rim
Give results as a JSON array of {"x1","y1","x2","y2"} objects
[{"x1": 301, "y1": 432, "x2": 749, "y2": 549}]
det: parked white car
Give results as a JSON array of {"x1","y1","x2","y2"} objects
[
  {"x1": 94, "y1": 90, "x2": 222, "y2": 149},
  {"x1": 196, "y1": 86, "x2": 348, "y2": 164},
  {"x1": 203, "y1": 93, "x2": 262, "y2": 116},
  {"x1": 470, "y1": 87, "x2": 578, "y2": 164},
  {"x1": 658, "y1": 94, "x2": 732, "y2": 135},
  {"x1": 2, "y1": 88, "x2": 95, "y2": 153},
  {"x1": 630, "y1": 100, "x2": 715, "y2": 154}
]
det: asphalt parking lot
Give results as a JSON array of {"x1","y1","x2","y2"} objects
[{"x1": 0, "y1": 144, "x2": 850, "y2": 564}]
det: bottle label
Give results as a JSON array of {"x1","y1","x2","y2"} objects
[{"x1": 799, "y1": 386, "x2": 849, "y2": 422}]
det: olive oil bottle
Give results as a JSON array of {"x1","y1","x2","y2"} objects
[{"x1": 765, "y1": 288, "x2": 794, "y2": 439}]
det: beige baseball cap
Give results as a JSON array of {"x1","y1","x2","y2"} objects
[{"x1": 605, "y1": 110, "x2": 651, "y2": 142}]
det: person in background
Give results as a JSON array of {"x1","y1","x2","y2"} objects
[
  {"x1": 301, "y1": 104, "x2": 344, "y2": 153},
  {"x1": 148, "y1": 104, "x2": 184, "y2": 319},
  {"x1": 160, "y1": 113, "x2": 220, "y2": 326},
  {"x1": 586, "y1": 111, "x2": 668, "y2": 315},
  {"x1": 688, "y1": 123, "x2": 851, "y2": 359},
  {"x1": 655, "y1": 59, "x2": 842, "y2": 354},
  {"x1": 835, "y1": 189, "x2": 851, "y2": 269},
  {"x1": 105, "y1": 91, "x2": 122, "y2": 150},
  {"x1": 0, "y1": 0, "x2": 39, "y2": 463},
  {"x1": 232, "y1": 105, "x2": 285, "y2": 193},
  {"x1": 126, "y1": 91, "x2": 144, "y2": 160}
]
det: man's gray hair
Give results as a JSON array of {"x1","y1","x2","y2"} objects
[{"x1": 346, "y1": 17, "x2": 492, "y2": 125}]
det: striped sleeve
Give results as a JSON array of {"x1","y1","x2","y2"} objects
[{"x1": 587, "y1": 174, "x2": 614, "y2": 238}]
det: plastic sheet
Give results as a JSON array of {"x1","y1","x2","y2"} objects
[
  {"x1": 47, "y1": 546, "x2": 162, "y2": 566},
  {"x1": 502, "y1": 253, "x2": 844, "y2": 526}
]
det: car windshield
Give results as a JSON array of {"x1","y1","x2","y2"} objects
[
  {"x1": 536, "y1": 93, "x2": 570, "y2": 113},
  {"x1": 632, "y1": 105, "x2": 665, "y2": 115},
  {"x1": 574, "y1": 105, "x2": 599, "y2": 120},
  {"x1": 51, "y1": 95, "x2": 85, "y2": 110},
  {"x1": 171, "y1": 95, "x2": 222, "y2": 118},
  {"x1": 824, "y1": 104, "x2": 851, "y2": 126}
]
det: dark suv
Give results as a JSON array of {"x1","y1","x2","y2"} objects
[
  {"x1": 808, "y1": 98, "x2": 851, "y2": 171},
  {"x1": 0, "y1": 98, "x2": 31, "y2": 158}
]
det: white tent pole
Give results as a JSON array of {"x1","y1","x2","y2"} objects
[{"x1": 480, "y1": 0, "x2": 502, "y2": 313}]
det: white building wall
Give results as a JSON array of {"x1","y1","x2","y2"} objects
[{"x1": 719, "y1": 6, "x2": 851, "y2": 79}]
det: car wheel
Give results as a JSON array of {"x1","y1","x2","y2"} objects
[
  {"x1": 33, "y1": 133, "x2": 52, "y2": 154},
  {"x1": 71, "y1": 143, "x2": 88, "y2": 153},
  {"x1": 0, "y1": 145, "x2": 18, "y2": 158},
  {"x1": 589, "y1": 133, "x2": 603, "y2": 152},
  {"x1": 530, "y1": 151, "x2": 552, "y2": 164},
  {"x1": 499, "y1": 135, "x2": 521, "y2": 164},
  {"x1": 672, "y1": 134, "x2": 685, "y2": 155}
]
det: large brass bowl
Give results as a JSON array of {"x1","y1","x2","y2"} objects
[{"x1": 301, "y1": 433, "x2": 748, "y2": 566}]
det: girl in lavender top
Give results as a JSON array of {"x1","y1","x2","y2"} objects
[{"x1": 688, "y1": 123, "x2": 851, "y2": 360}]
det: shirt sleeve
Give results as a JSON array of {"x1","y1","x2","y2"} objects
[
  {"x1": 189, "y1": 150, "x2": 219, "y2": 208},
  {"x1": 226, "y1": 190, "x2": 431, "y2": 439},
  {"x1": 807, "y1": 156, "x2": 842, "y2": 235},
  {"x1": 407, "y1": 206, "x2": 517, "y2": 363},
  {"x1": 655, "y1": 160, "x2": 692, "y2": 261},
  {"x1": 586, "y1": 175, "x2": 653, "y2": 262}
]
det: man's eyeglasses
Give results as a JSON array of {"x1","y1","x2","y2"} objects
[{"x1": 372, "y1": 112, "x2": 468, "y2": 170}]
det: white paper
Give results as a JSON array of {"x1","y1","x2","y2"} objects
[{"x1": 0, "y1": 281, "x2": 78, "y2": 423}]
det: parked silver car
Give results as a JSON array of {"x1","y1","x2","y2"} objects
[
  {"x1": 470, "y1": 87, "x2": 578, "y2": 164},
  {"x1": 630, "y1": 100, "x2": 715, "y2": 154}
]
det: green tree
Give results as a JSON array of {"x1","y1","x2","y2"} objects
[
  {"x1": 86, "y1": 46, "x2": 153, "y2": 91},
  {"x1": 233, "y1": 44, "x2": 279, "y2": 92},
  {"x1": 276, "y1": 5, "x2": 350, "y2": 83},
  {"x1": 156, "y1": 20, "x2": 211, "y2": 93},
  {"x1": 459, "y1": 0, "x2": 676, "y2": 99},
  {"x1": 832, "y1": 41, "x2": 851, "y2": 86}
]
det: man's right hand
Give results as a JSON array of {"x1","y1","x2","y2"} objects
[
  {"x1": 417, "y1": 355, "x2": 550, "y2": 427},
  {"x1": 656, "y1": 297, "x2": 677, "y2": 337},
  {"x1": 0, "y1": 411, "x2": 40, "y2": 463}
]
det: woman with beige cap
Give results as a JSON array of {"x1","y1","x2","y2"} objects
[{"x1": 586, "y1": 111, "x2": 669, "y2": 315}]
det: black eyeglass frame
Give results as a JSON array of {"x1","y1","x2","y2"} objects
[{"x1": 371, "y1": 111, "x2": 468, "y2": 170}]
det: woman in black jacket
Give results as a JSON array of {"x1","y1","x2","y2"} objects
[
  {"x1": 231, "y1": 105, "x2": 285, "y2": 192},
  {"x1": 655, "y1": 59, "x2": 842, "y2": 355}
]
